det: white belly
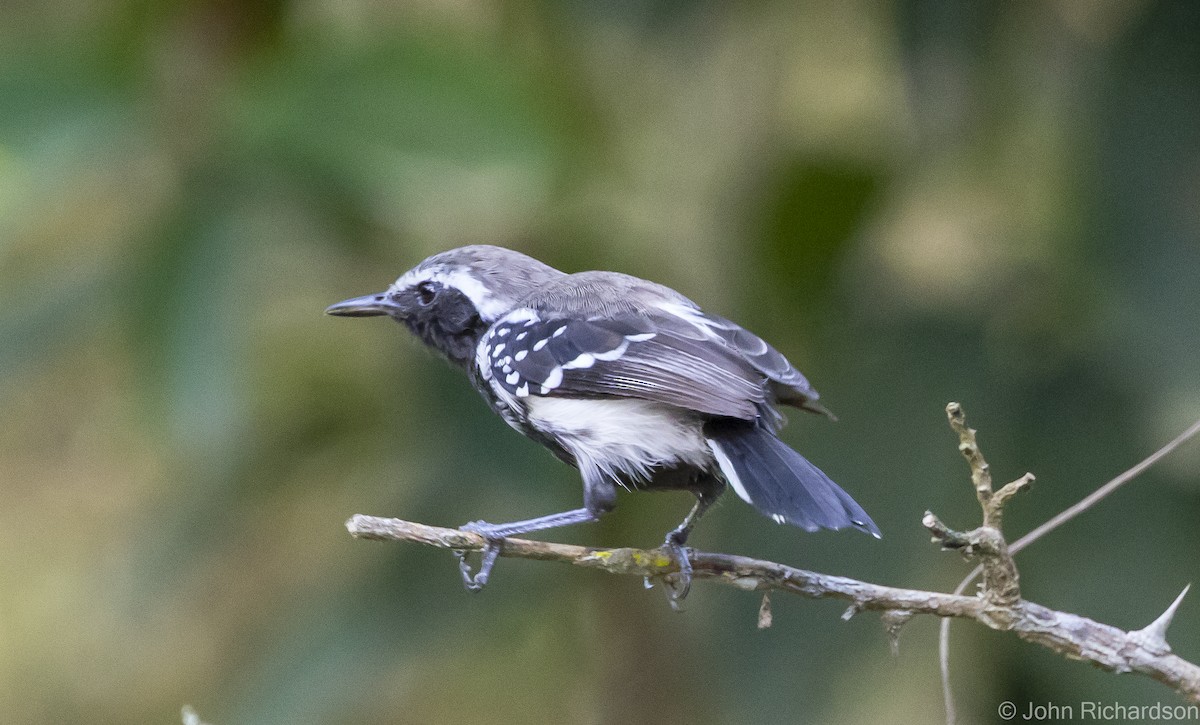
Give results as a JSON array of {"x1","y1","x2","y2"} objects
[{"x1": 524, "y1": 396, "x2": 712, "y2": 484}]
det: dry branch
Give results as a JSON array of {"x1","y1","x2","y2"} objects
[
  {"x1": 348, "y1": 513, "x2": 1200, "y2": 703},
  {"x1": 346, "y1": 403, "x2": 1200, "y2": 706}
]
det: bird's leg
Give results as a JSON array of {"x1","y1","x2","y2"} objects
[
  {"x1": 661, "y1": 487, "x2": 721, "y2": 606},
  {"x1": 454, "y1": 507, "x2": 599, "y2": 591}
]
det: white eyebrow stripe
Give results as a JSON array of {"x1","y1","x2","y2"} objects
[{"x1": 391, "y1": 265, "x2": 510, "y2": 322}]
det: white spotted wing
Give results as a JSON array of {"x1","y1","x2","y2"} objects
[{"x1": 479, "y1": 310, "x2": 770, "y2": 420}]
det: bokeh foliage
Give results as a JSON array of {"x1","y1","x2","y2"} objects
[{"x1": 1, "y1": 1, "x2": 1198, "y2": 723}]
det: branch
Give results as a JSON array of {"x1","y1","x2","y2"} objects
[
  {"x1": 346, "y1": 404, "x2": 1200, "y2": 707},
  {"x1": 348, "y1": 514, "x2": 984, "y2": 615},
  {"x1": 347, "y1": 514, "x2": 1200, "y2": 702}
]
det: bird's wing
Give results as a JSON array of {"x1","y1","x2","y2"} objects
[
  {"x1": 682, "y1": 309, "x2": 828, "y2": 414},
  {"x1": 478, "y1": 308, "x2": 768, "y2": 420}
]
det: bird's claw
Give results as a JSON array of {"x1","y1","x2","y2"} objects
[
  {"x1": 661, "y1": 530, "x2": 693, "y2": 609},
  {"x1": 454, "y1": 521, "x2": 504, "y2": 592}
]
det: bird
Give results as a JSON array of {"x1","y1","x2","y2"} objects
[{"x1": 327, "y1": 245, "x2": 878, "y2": 599}]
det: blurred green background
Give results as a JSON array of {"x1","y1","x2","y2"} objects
[{"x1": 2, "y1": 1, "x2": 1198, "y2": 723}]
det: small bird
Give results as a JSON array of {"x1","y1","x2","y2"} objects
[{"x1": 328, "y1": 245, "x2": 878, "y2": 598}]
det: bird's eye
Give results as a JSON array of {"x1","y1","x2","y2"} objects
[{"x1": 416, "y1": 282, "x2": 438, "y2": 306}]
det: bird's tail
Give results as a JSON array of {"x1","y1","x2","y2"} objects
[{"x1": 704, "y1": 420, "x2": 880, "y2": 537}]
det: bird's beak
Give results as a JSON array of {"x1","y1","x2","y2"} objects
[{"x1": 325, "y1": 293, "x2": 398, "y2": 317}]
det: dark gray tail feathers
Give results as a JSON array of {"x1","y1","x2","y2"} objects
[{"x1": 704, "y1": 420, "x2": 880, "y2": 538}]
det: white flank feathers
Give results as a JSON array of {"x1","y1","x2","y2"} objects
[{"x1": 526, "y1": 397, "x2": 709, "y2": 485}]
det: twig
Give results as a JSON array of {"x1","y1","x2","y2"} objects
[
  {"x1": 1011, "y1": 417, "x2": 1200, "y2": 556},
  {"x1": 938, "y1": 403, "x2": 1034, "y2": 606},
  {"x1": 938, "y1": 414, "x2": 1200, "y2": 724}
]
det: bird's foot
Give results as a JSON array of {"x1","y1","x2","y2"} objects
[
  {"x1": 661, "y1": 529, "x2": 694, "y2": 610},
  {"x1": 454, "y1": 520, "x2": 504, "y2": 592}
]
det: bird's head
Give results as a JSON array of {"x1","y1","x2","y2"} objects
[{"x1": 326, "y1": 245, "x2": 565, "y2": 366}]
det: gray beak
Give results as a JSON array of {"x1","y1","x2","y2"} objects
[{"x1": 325, "y1": 293, "x2": 398, "y2": 317}]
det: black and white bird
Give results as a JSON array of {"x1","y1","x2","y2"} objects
[{"x1": 327, "y1": 245, "x2": 878, "y2": 597}]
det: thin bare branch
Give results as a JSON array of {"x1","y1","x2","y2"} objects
[
  {"x1": 945, "y1": 402, "x2": 996, "y2": 524},
  {"x1": 932, "y1": 405, "x2": 1032, "y2": 618},
  {"x1": 348, "y1": 515, "x2": 988, "y2": 615},
  {"x1": 1011, "y1": 417, "x2": 1200, "y2": 556}
]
